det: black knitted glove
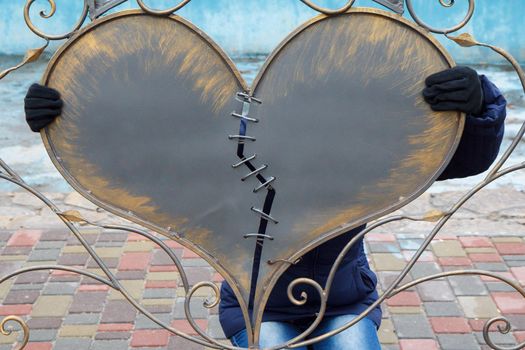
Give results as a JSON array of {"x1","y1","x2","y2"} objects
[
  {"x1": 24, "y1": 83, "x2": 63, "y2": 132},
  {"x1": 423, "y1": 66, "x2": 484, "y2": 116}
]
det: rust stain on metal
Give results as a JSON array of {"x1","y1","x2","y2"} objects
[
  {"x1": 263, "y1": 12, "x2": 460, "y2": 244},
  {"x1": 44, "y1": 14, "x2": 241, "y2": 230},
  {"x1": 293, "y1": 205, "x2": 370, "y2": 237}
]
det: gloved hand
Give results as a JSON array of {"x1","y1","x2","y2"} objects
[
  {"x1": 423, "y1": 66, "x2": 484, "y2": 116},
  {"x1": 24, "y1": 83, "x2": 63, "y2": 132}
]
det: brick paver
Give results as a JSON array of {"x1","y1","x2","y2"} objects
[{"x1": 0, "y1": 227, "x2": 525, "y2": 349}]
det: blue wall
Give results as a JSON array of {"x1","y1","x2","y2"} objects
[{"x1": 0, "y1": 0, "x2": 523, "y2": 63}]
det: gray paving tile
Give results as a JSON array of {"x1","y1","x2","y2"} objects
[
  {"x1": 28, "y1": 329, "x2": 58, "y2": 342},
  {"x1": 54, "y1": 337, "x2": 92, "y2": 350},
  {"x1": 42, "y1": 282, "x2": 77, "y2": 295},
  {"x1": 96, "y1": 232, "x2": 128, "y2": 242},
  {"x1": 143, "y1": 288, "x2": 175, "y2": 299},
  {"x1": 474, "y1": 331, "x2": 516, "y2": 345},
  {"x1": 418, "y1": 281, "x2": 455, "y2": 301},
  {"x1": 3, "y1": 289, "x2": 40, "y2": 304},
  {"x1": 26, "y1": 317, "x2": 62, "y2": 329},
  {"x1": 35, "y1": 241, "x2": 66, "y2": 249},
  {"x1": 168, "y1": 337, "x2": 206, "y2": 350},
  {"x1": 63, "y1": 313, "x2": 101, "y2": 325},
  {"x1": 207, "y1": 315, "x2": 225, "y2": 339},
  {"x1": 11, "y1": 284, "x2": 44, "y2": 290},
  {"x1": 474, "y1": 262, "x2": 509, "y2": 272},
  {"x1": 506, "y1": 260, "x2": 525, "y2": 267},
  {"x1": 28, "y1": 248, "x2": 61, "y2": 261},
  {"x1": 391, "y1": 314, "x2": 434, "y2": 338},
  {"x1": 14, "y1": 271, "x2": 48, "y2": 284},
  {"x1": 40, "y1": 230, "x2": 70, "y2": 241},
  {"x1": 115, "y1": 271, "x2": 146, "y2": 280},
  {"x1": 95, "y1": 332, "x2": 131, "y2": 340},
  {"x1": 101, "y1": 300, "x2": 137, "y2": 323},
  {"x1": 448, "y1": 276, "x2": 487, "y2": 296},
  {"x1": 424, "y1": 301, "x2": 463, "y2": 317},
  {"x1": 502, "y1": 255, "x2": 525, "y2": 261},
  {"x1": 95, "y1": 241, "x2": 124, "y2": 247},
  {"x1": 134, "y1": 313, "x2": 172, "y2": 329},
  {"x1": 505, "y1": 315, "x2": 525, "y2": 330},
  {"x1": 437, "y1": 334, "x2": 480, "y2": 350},
  {"x1": 368, "y1": 242, "x2": 400, "y2": 253},
  {"x1": 410, "y1": 263, "x2": 442, "y2": 279},
  {"x1": 486, "y1": 282, "x2": 516, "y2": 292},
  {"x1": 399, "y1": 239, "x2": 425, "y2": 250},
  {"x1": 91, "y1": 340, "x2": 130, "y2": 350},
  {"x1": 70, "y1": 291, "x2": 107, "y2": 313},
  {"x1": 173, "y1": 298, "x2": 208, "y2": 319}
]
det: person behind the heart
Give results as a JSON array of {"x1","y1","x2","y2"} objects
[{"x1": 25, "y1": 65, "x2": 506, "y2": 349}]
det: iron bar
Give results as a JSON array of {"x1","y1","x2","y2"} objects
[
  {"x1": 253, "y1": 176, "x2": 276, "y2": 193},
  {"x1": 232, "y1": 154, "x2": 257, "y2": 168},
  {"x1": 228, "y1": 135, "x2": 256, "y2": 143},
  {"x1": 244, "y1": 233, "x2": 275, "y2": 240},
  {"x1": 241, "y1": 164, "x2": 268, "y2": 181},
  {"x1": 236, "y1": 92, "x2": 262, "y2": 104},
  {"x1": 231, "y1": 112, "x2": 259, "y2": 123},
  {"x1": 250, "y1": 206, "x2": 279, "y2": 224}
]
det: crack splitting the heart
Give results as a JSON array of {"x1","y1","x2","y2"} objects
[{"x1": 230, "y1": 92, "x2": 277, "y2": 309}]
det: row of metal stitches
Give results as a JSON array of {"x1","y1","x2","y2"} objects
[{"x1": 228, "y1": 91, "x2": 277, "y2": 307}]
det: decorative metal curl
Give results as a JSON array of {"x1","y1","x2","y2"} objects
[
  {"x1": 484, "y1": 317, "x2": 525, "y2": 350},
  {"x1": 286, "y1": 278, "x2": 324, "y2": 307},
  {"x1": 405, "y1": 0, "x2": 475, "y2": 34},
  {"x1": 257, "y1": 278, "x2": 326, "y2": 349},
  {"x1": 439, "y1": 0, "x2": 455, "y2": 7},
  {"x1": 298, "y1": 0, "x2": 356, "y2": 15},
  {"x1": 183, "y1": 282, "x2": 224, "y2": 347},
  {"x1": 24, "y1": 0, "x2": 89, "y2": 40},
  {"x1": 136, "y1": 0, "x2": 192, "y2": 16},
  {"x1": 1, "y1": 316, "x2": 29, "y2": 350}
]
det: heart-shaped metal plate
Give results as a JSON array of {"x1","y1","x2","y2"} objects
[{"x1": 41, "y1": 8, "x2": 462, "y2": 315}]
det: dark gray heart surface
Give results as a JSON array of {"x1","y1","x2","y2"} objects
[{"x1": 42, "y1": 8, "x2": 462, "y2": 312}]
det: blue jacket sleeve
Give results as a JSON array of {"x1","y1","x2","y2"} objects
[{"x1": 437, "y1": 75, "x2": 507, "y2": 181}]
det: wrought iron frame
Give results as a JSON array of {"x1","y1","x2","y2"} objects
[{"x1": 0, "y1": 1, "x2": 524, "y2": 349}]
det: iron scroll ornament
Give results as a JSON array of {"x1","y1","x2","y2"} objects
[{"x1": 0, "y1": 1, "x2": 524, "y2": 350}]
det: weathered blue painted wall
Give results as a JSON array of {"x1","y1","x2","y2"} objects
[{"x1": 0, "y1": 0, "x2": 523, "y2": 63}]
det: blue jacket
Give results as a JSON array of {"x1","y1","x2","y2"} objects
[{"x1": 219, "y1": 75, "x2": 507, "y2": 338}]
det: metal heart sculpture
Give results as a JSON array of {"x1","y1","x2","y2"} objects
[{"x1": 41, "y1": 8, "x2": 463, "y2": 319}]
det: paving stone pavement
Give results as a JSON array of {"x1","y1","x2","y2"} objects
[{"x1": 0, "y1": 188, "x2": 525, "y2": 349}]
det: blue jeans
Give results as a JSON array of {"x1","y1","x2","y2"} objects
[{"x1": 230, "y1": 314, "x2": 381, "y2": 350}]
